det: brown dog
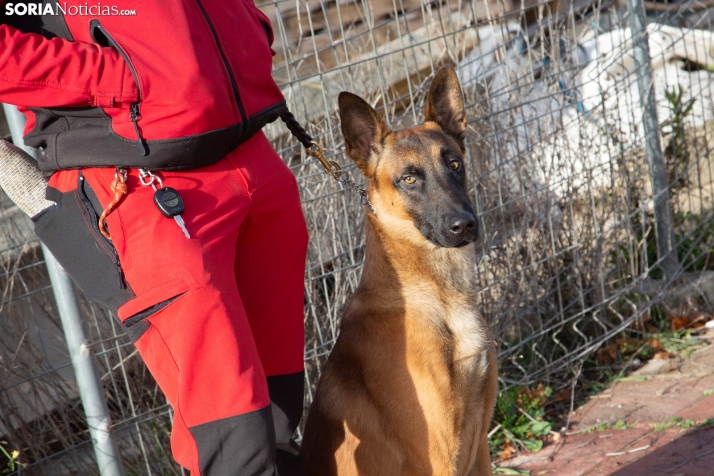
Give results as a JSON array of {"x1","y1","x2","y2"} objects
[{"x1": 301, "y1": 66, "x2": 498, "y2": 476}]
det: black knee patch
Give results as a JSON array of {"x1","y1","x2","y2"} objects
[{"x1": 189, "y1": 405, "x2": 278, "y2": 476}]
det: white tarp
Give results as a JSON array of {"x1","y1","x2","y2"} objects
[{"x1": 459, "y1": 23, "x2": 714, "y2": 199}]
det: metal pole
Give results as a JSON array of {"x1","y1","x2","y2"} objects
[
  {"x1": 2, "y1": 104, "x2": 124, "y2": 476},
  {"x1": 624, "y1": 0, "x2": 680, "y2": 279}
]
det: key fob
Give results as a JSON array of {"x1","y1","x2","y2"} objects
[{"x1": 154, "y1": 187, "x2": 185, "y2": 218}]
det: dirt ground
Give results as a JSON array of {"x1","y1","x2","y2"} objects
[{"x1": 499, "y1": 330, "x2": 714, "y2": 475}]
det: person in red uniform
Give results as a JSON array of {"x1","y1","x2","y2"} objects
[{"x1": 0, "y1": 2, "x2": 308, "y2": 475}]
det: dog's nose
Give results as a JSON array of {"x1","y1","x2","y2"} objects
[{"x1": 448, "y1": 213, "x2": 476, "y2": 237}]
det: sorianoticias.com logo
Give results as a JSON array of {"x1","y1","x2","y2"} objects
[{"x1": 4, "y1": 3, "x2": 136, "y2": 16}]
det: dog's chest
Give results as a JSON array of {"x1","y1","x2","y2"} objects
[{"x1": 446, "y1": 304, "x2": 489, "y2": 378}]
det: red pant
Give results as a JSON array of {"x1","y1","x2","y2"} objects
[{"x1": 38, "y1": 132, "x2": 308, "y2": 475}]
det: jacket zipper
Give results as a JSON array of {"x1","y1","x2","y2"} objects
[
  {"x1": 89, "y1": 20, "x2": 149, "y2": 156},
  {"x1": 78, "y1": 173, "x2": 129, "y2": 290},
  {"x1": 194, "y1": 0, "x2": 248, "y2": 124}
]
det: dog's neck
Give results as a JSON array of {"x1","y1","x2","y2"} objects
[
  {"x1": 360, "y1": 216, "x2": 477, "y2": 299},
  {"x1": 358, "y1": 214, "x2": 489, "y2": 371}
]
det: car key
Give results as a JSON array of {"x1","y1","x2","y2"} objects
[{"x1": 154, "y1": 187, "x2": 191, "y2": 239}]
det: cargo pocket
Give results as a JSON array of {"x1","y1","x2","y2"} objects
[
  {"x1": 33, "y1": 172, "x2": 134, "y2": 314},
  {"x1": 118, "y1": 277, "x2": 190, "y2": 343}
]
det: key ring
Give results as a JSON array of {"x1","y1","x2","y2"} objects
[
  {"x1": 138, "y1": 168, "x2": 164, "y2": 191},
  {"x1": 115, "y1": 167, "x2": 128, "y2": 182}
]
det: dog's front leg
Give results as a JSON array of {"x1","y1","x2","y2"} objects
[
  {"x1": 469, "y1": 348, "x2": 498, "y2": 476},
  {"x1": 468, "y1": 431, "x2": 493, "y2": 476}
]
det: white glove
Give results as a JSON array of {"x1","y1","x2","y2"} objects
[{"x1": 0, "y1": 139, "x2": 54, "y2": 218}]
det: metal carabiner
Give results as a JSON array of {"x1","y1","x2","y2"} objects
[
  {"x1": 307, "y1": 141, "x2": 342, "y2": 180},
  {"x1": 138, "y1": 168, "x2": 164, "y2": 191},
  {"x1": 114, "y1": 167, "x2": 128, "y2": 183}
]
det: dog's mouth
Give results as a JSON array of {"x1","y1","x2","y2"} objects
[
  {"x1": 453, "y1": 233, "x2": 479, "y2": 247},
  {"x1": 425, "y1": 231, "x2": 478, "y2": 248}
]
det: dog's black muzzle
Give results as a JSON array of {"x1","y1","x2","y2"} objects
[{"x1": 422, "y1": 208, "x2": 479, "y2": 248}]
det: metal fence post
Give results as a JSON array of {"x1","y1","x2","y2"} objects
[
  {"x1": 2, "y1": 104, "x2": 124, "y2": 476},
  {"x1": 624, "y1": 0, "x2": 680, "y2": 279}
]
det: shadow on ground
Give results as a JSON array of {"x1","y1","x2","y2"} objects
[{"x1": 609, "y1": 426, "x2": 714, "y2": 475}]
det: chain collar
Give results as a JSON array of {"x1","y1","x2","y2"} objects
[{"x1": 336, "y1": 173, "x2": 377, "y2": 215}]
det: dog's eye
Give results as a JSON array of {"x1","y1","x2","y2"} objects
[
  {"x1": 403, "y1": 176, "x2": 416, "y2": 184},
  {"x1": 450, "y1": 160, "x2": 461, "y2": 171}
]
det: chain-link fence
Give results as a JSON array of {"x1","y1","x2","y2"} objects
[{"x1": 1, "y1": 0, "x2": 714, "y2": 473}]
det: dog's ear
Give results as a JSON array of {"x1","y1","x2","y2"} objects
[
  {"x1": 425, "y1": 66, "x2": 467, "y2": 152},
  {"x1": 339, "y1": 92, "x2": 390, "y2": 174}
]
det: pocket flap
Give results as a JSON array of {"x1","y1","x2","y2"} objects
[{"x1": 118, "y1": 277, "x2": 190, "y2": 323}]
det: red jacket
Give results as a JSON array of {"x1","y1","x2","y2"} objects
[{"x1": 0, "y1": 0, "x2": 285, "y2": 174}]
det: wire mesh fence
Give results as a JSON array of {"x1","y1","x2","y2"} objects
[{"x1": 1, "y1": 0, "x2": 714, "y2": 472}]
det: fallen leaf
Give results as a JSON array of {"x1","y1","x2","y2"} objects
[
  {"x1": 667, "y1": 299, "x2": 708, "y2": 330},
  {"x1": 647, "y1": 338, "x2": 662, "y2": 350},
  {"x1": 615, "y1": 338, "x2": 640, "y2": 346},
  {"x1": 596, "y1": 344, "x2": 618, "y2": 364},
  {"x1": 498, "y1": 443, "x2": 517, "y2": 460},
  {"x1": 551, "y1": 389, "x2": 571, "y2": 403},
  {"x1": 493, "y1": 468, "x2": 531, "y2": 475},
  {"x1": 670, "y1": 317, "x2": 690, "y2": 331},
  {"x1": 653, "y1": 351, "x2": 671, "y2": 360}
]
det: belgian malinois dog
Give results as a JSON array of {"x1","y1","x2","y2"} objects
[{"x1": 301, "y1": 66, "x2": 498, "y2": 476}]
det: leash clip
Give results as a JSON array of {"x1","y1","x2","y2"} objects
[{"x1": 308, "y1": 141, "x2": 342, "y2": 180}]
